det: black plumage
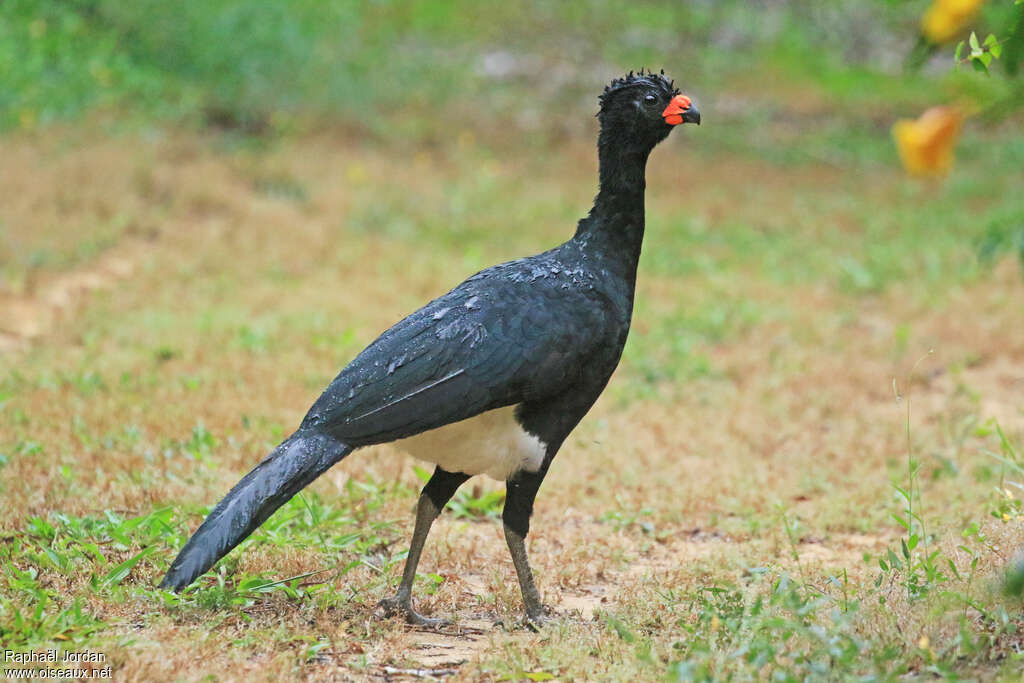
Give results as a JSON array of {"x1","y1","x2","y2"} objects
[
  {"x1": 160, "y1": 70, "x2": 699, "y2": 625},
  {"x1": 303, "y1": 256, "x2": 615, "y2": 445}
]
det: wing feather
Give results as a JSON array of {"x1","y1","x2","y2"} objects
[{"x1": 302, "y1": 259, "x2": 614, "y2": 445}]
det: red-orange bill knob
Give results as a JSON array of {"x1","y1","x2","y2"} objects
[{"x1": 662, "y1": 94, "x2": 697, "y2": 126}]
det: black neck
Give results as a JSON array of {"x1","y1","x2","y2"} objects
[{"x1": 573, "y1": 130, "x2": 653, "y2": 276}]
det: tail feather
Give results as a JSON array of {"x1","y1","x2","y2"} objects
[{"x1": 159, "y1": 429, "x2": 352, "y2": 591}]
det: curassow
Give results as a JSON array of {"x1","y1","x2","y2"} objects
[{"x1": 160, "y1": 70, "x2": 700, "y2": 626}]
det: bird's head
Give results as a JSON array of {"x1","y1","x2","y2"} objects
[{"x1": 597, "y1": 70, "x2": 699, "y2": 147}]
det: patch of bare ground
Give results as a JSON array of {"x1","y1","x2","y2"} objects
[
  {"x1": 360, "y1": 516, "x2": 893, "y2": 676},
  {"x1": 0, "y1": 238, "x2": 152, "y2": 352}
]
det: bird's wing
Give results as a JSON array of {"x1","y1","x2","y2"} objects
[{"x1": 303, "y1": 260, "x2": 616, "y2": 445}]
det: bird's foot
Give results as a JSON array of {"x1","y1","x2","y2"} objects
[
  {"x1": 523, "y1": 604, "x2": 555, "y2": 632},
  {"x1": 494, "y1": 605, "x2": 555, "y2": 632},
  {"x1": 377, "y1": 596, "x2": 450, "y2": 629}
]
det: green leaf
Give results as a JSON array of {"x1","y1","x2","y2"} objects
[
  {"x1": 604, "y1": 614, "x2": 636, "y2": 643},
  {"x1": 524, "y1": 673, "x2": 556, "y2": 681},
  {"x1": 972, "y1": 58, "x2": 989, "y2": 74},
  {"x1": 888, "y1": 548, "x2": 903, "y2": 570},
  {"x1": 969, "y1": 31, "x2": 981, "y2": 54},
  {"x1": 955, "y1": 40, "x2": 965, "y2": 62},
  {"x1": 238, "y1": 576, "x2": 273, "y2": 592},
  {"x1": 304, "y1": 640, "x2": 329, "y2": 661},
  {"x1": 244, "y1": 568, "x2": 330, "y2": 593},
  {"x1": 43, "y1": 547, "x2": 69, "y2": 572},
  {"x1": 901, "y1": 538, "x2": 910, "y2": 559},
  {"x1": 907, "y1": 533, "x2": 919, "y2": 551},
  {"x1": 103, "y1": 546, "x2": 156, "y2": 586},
  {"x1": 892, "y1": 485, "x2": 910, "y2": 503}
]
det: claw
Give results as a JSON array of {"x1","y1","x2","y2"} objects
[
  {"x1": 523, "y1": 605, "x2": 555, "y2": 631},
  {"x1": 494, "y1": 605, "x2": 555, "y2": 632},
  {"x1": 377, "y1": 596, "x2": 450, "y2": 629}
]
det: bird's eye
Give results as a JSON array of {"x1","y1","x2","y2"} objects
[{"x1": 644, "y1": 94, "x2": 657, "y2": 104}]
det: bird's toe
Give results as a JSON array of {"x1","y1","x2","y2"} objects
[
  {"x1": 493, "y1": 605, "x2": 555, "y2": 632},
  {"x1": 376, "y1": 596, "x2": 450, "y2": 629},
  {"x1": 523, "y1": 606, "x2": 555, "y2": 631}
]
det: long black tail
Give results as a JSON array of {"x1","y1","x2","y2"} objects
[{"x1": 159, "y1": 429, "x2": 352, "y2": 591}]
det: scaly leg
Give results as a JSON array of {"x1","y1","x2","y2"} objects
[
  {"x1": 379, "y1": 466, "x2": 469, "y2": 627},
  {"x1": 502, "y1": 469, "x2": 551, "y2": 627}
]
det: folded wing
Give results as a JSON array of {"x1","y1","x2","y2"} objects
[{"x1": 303, "y1": 263, "x2": 614, "y2": 445}]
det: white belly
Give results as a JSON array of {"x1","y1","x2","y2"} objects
[{"x1": 395, "y1": 405, "x2": 547, "y2": 481}]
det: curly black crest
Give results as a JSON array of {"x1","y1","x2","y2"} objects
[{"x1": 598, "y1": 69, "x2": 679, "y2": 110}]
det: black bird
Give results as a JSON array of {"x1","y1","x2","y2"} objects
[{"x1": 159, "y1": 70, "x2": 700, "y2": 626}]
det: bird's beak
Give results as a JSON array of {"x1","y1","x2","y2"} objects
[{"x1": 663, "y1": 94, "x2": 700, "y2": 126}]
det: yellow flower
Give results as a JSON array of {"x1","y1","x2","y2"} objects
[
  {"x1": 892, "y1": 106, "x2": 964, "y2": 177},
  {"x1": 921, "y1": 0, "x2": 986, "y2": 44}
]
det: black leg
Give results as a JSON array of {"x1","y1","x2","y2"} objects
[
  {"x1": 378, "y1": 466, "x2": 469, "y2": 627},
  {"x1": 502, "y1": 468, "x2": 551, "y2": 627}
]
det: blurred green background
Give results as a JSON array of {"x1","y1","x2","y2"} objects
[{"x1": 2, "y1": 0, "x2": 1020, "y2": 139}]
